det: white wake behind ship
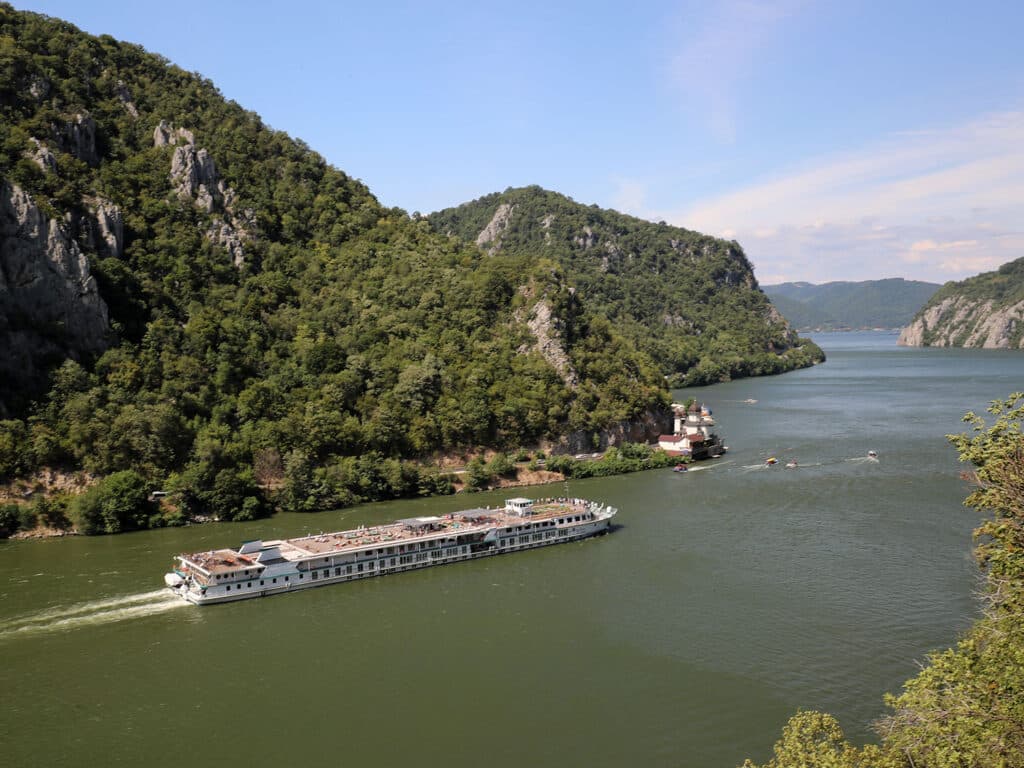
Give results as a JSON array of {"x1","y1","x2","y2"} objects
[{"x1": 165, "y1": 497, "x2": 616, "y2": 605}]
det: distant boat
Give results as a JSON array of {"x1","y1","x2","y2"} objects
[
  {"x1": 765, "y1": 457, "x2": 778, "y2": 466},
  {"x1": 744, "y1": 398, "x2": 758, "y2": 404},
  {"x1": 868, "y1": 450, "x2": 878, "y2": 459},
  {"x1": 785, "y1": 459, "x2": 798, "y2": 469},
  {"x1": 673, "y1": 464, "x2": 689, "y2": 473}
]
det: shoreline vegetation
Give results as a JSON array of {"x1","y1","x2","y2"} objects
[
  {"x1": 0, "y1": 442, "x2": 681, "y2": 540},
  {"x1": 742, "y1": 393, "x2": 1024, "y2": 768}
]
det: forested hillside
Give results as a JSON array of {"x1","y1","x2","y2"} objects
[
  {"x1": 899, "y1": 257, "x2": 1024, "y2": 348},
  {"x1": 429, "y1": 187, "x2": 823, "y2": 386},
  {"x1": 762, "y1": 279, "x2": 940, "y2": 330},
  {"x1": 0, "y1": 5, "x2": 671, "y2": 530}
]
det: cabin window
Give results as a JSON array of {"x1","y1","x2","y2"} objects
[
  {"x1": 284, "y1": 576, "x2": 289, "y2": 582},
  {"x1": 347, "y1": 566, "x2": 353, "y2": 574},
  {"x1": 357, "y1": 564, "x2": 364, "y2": 572},
  {"x1": 299, "y1": 574, "x2": 304, "y2": 579},
  {"x1": 226, "y1": 585, "x2": 231, "y2": 591},
  {"x1": 335, "y1": 567, "x2": 341, "y2": 576},
  {"x1": 247, "y1": 582, "x2": 252, "y2": 588},
  {"x1": 272, "y1": 578, "x2": 277, "y2": 584},
  {"x1": 311, "y1": 571, "x2": 318, "y2": 580},
  {"x1": 323, "y1": 569, "x2": 329, "y2": 578}
]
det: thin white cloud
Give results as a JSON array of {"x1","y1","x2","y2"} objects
[
  {"x1": 668, "y1": 0, "x2": 808, "y2": 143},
  {"x1": 669, "y1": 111, "x2": 1024, "y2": 282},
  {"x1": 611, "y1": 179, "x2": 648, "y2": 216}
]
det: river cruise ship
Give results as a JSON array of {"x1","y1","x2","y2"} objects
[{"x1": 164, "y1": 497, "x2": 616, "y2": 605}]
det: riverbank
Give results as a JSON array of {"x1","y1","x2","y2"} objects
[{"x1": 1, "y1": 444, "x2": 682, "y2": 539}]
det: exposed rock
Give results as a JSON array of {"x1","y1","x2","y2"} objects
[
  {"x1": 27, "y1": 137, "x2": 57, "y2": 172},
  {"x1": 541, "y1": 213, "x2": 555, "y2": 244},
  {"x1": 171, "y1": 145, "x2": 219, "y2": 203},
  {"x1": 515, "y1": 293, "x2": 579, "y2": 389},
  {"x1": 573, "y1": 225, "x2": 597, "y2": 249},
  {"x1": 153, "y1": 120, "x2": 193, "y2": 147},
  {"x1": 899, "y1": 296, "x2": 1024, "y2": 348},
  {"x1": 83, "y1": 198, "x2": 124, "y2": 259},
  {"x1": 476, "y1": 203, "x2": 515, "y2": 252},
  {"x1": 28, "y1": 75, "x2": 50, "y2": 101},
  {"x1": 0, "y1": 181, "x2": 110, "y2": 410},
  {"x1": 115, "y1": 80, "x2": 139, "y2": 118},
  {"x1": 208, "y1": 219, "x2": 247, "y2": 268},
  {"x1": 545, "y1": 404, "x2": 673, "y2": 455},
  {"x1": 51, "y1": 113, "x2": 99, "y2": 166},
  {"x1": 157, "y1": 121, "x2": 253, "y2": 266}
]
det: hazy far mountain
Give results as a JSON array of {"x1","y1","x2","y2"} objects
[{"x1": 762, "y1": 279, "x2": 941, "y2": 330}]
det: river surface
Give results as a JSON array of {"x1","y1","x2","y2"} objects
[{"x1": 2, "y1": 331, "x2": 1022, "y2": 767}]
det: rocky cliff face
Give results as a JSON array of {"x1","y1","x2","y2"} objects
[
  {"x1": 0, "y1": 181, "x2": 110, "y2": 413},
  {"x1": 898, "y1": 296, "x2": 1024, "y2": 348},
  {"x1": 154, "y1": 120, "x2": 256, "y2": 267},
  {"x1": 546, "y1": 404, "x2": 673, "y2": 455}
]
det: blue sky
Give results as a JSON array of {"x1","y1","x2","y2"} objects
[{"x1": 14, "y1": 1, "x2": 1024, "y2": 283}]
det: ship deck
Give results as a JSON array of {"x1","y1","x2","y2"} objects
[{"x1": 179, "y1": 500, "x2": 589, "y2": 572}]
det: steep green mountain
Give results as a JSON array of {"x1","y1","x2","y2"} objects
[
  {"x1": 762, "y1": 279, "x2": 941, "y2": 330},
  {"x1": 899, "y1": 258, "x2": 1024, "y2": 347},
  {"x1": 428, "y1": 187, "x2": 823, "y2": 386},
  {"x1": 0, "y1": 5, "x2": 671, "y2": 525}
]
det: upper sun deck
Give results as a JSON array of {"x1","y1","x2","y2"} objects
[
  {"x1": 178, "y1": 499, "x2": 598, "y2": 571},
  {"x1": 180, "y1": 549, "x2": 259, "y2": 575}
]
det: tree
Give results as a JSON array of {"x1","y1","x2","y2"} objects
[{"x1": 69, "y1": 470, "x2": 153, "y2": 534}]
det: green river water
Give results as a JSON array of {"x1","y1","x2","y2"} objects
[{"x1": 2, "y1": 331, "x2": 1022, "y2": 767}]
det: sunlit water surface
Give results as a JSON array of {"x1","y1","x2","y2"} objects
[{"x1": 2, "y1": 332, "x2": 1021, "y2": 767}]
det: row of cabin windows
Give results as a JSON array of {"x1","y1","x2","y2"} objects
[
  {"x1": 221, "y1": 545, "x2": 484, "y2": 590},
  {"x1": 225, "y1": 575, "x2": 292, "y2": 591}
]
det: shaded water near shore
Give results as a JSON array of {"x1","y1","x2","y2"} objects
[{"x1": 2, "y1": 332, "x2": 1022, "y2": 767}]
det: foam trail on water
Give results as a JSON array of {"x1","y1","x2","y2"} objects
[{"x1": 1, "y1": 589, "x2": 185, "y2": 638}]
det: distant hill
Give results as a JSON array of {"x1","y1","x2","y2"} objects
[
  {"x1": 762, "y1": 279, "x2": 940, "y2": 330},
  {"x1": 429, "y1": 186, "x2": 824, "y2": 386},
  {"x1": 899, "y1": 257, "x2": 1024, "y2": 348}
]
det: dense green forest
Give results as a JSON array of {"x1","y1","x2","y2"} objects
[
  {"x1": 428, "y1": 187, "x2": 824, "y2": 386},
  {"x1": 762, "y1": 279, "x2": 940, "y2": 330},
  {"x1": 0, "y1": 5, "x2": 674, "y2": 531},
  {"x1": 743, "y1": 394, "x2": 1024, "y2": 768},
  {"x1": 923, "y1": 256, "x2": 1024, "y2": 307},
  {"x1": 0, "y1": 6, "x2": 818, "y2": 538}
]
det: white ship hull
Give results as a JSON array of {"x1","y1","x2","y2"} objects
[{"x1": 166, "y1": 498, "x2": 615, "y2": 606}]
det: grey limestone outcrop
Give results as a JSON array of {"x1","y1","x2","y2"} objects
[
  {"x1": 155, "y1": 120, "x2": 254, "y2": 267},
  {"x1": 51, "y1": 113, "x2": 100, "y2": 167},
  {"x1": 476, "y1": 203, "x2": 515, "y2": 252},
  {"x1": 0, "y1": 181, "x2": 110, "y2": 408},
  {"x1": 898, "y1": 296, "x2": 1024, "y2": 348}
]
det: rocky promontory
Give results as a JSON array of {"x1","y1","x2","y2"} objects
[{"x1": 898, "y1": 258, "x2": 1024, "y2": 348}]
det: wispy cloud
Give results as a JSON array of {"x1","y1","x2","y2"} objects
[
  {"x1": 667, "y1": 111, "x2": 1024, "y2": 282},
  {"x1": 668, "y1": 0, "x2": 808, "y2": 143}
]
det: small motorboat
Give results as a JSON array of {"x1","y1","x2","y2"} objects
[
  {"x1": 765, "y1": 457, "x2": 778, "y2": 466},
  {"x1": 785, "y1": 459, "x2": 798, "y2": 469},
  {"x1": 673, "y1": 464, "x2": 689, "y2": 473},
  {"x1": 867, "y1": 450, "x2": 878, "y2": 459}
]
